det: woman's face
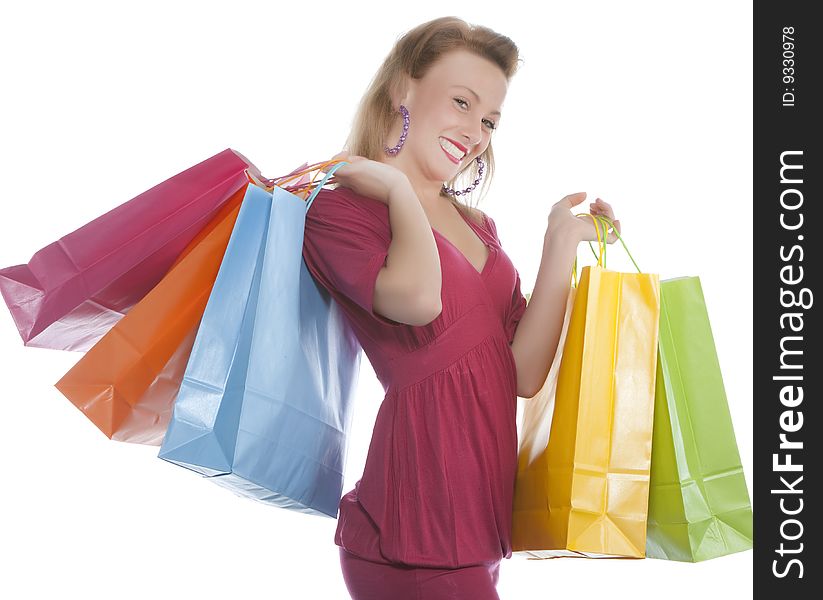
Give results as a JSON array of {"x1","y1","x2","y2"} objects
[{"x1": 390, "y1": 49, "x2": 508, "y2": 197}]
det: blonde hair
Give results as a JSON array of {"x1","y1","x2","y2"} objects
[{"x1": 343, "y1": 16, "x2": 522, "y2": 225}]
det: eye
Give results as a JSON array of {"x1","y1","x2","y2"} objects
[{"x1": 453, "y1": 97, "x2": 497, "y2": 131}]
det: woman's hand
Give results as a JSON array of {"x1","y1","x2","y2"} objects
[
  {"x1": 320, "y1": 150, "x2": 409, "y2": 206},
  {"x1": 546, "y1": 192, "x2": 621, "y2": 245}
]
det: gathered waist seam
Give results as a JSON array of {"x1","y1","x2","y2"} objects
[{"x1": 383, "y1": 304, "x2": 499, "y2": 393}]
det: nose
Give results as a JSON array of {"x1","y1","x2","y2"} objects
[
  {"x1": 460, "y1": 131, "x2": 481, "y2": 149},
  {"x1": 462, "y1": 136, "x2": 480, "y2": 151},
  {"x1": 459, "y1": 120, "x2": 483, "y2": 149}
]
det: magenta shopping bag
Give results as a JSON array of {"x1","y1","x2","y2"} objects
[{"x1": 0, "y1": 148, "x2": 259, "y2": 351}]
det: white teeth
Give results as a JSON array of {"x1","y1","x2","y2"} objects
[{"x1": 439, "y1": 137, "x2": 465, "y2": 160}]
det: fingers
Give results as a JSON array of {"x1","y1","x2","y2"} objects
[
  {"x1": 564, "y1": 193, "x2": 622, "y2": 244},
  {"x1": 321, "y1": 150, "x2": 355, "y2": 175},
  {"x1": 586, "y1": 197, "x2": 620, "y2": 243},
  {"x1": 606, "y1": 219, "x2": 622, "y2": 243},
  {"x1": 589, "y1": 198, "x2": 614, "y2": 220},
  {"x1": 320, "y1": 154, "x2": 343, "y2": 174},
  {"x1": 561, "y1": 191, "x2": 587, "y2": 207},
  {"x1": 597, "y1": 217, "x2": 619, "y2": 244}
]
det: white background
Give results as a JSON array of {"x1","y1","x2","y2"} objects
[{"x1": 0, "y1": 1, "x2": 752, "y2": 598}]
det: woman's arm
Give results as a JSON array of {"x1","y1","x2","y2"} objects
[
  {"x1": 509, "y1": 230, "x2": 577, "y2": 398},
  {"x1": 510, "y1": 193, "x2": 620, "y2": 398},
  {"x1": 374, "y1": 178, "x2": 443, "y2": 326}
]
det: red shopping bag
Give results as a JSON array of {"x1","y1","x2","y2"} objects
[{"x1": 0, "y1": 148, "x2": 260, "y2": 351}]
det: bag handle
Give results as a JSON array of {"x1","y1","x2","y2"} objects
[
  {"x1": 571, "y1": 214, "x2": 604, "y2": 288},
  {"x1": 268, "y1": 160, "x2": 343, "y2": 191},
  {"x1": 570, "y1": 214, "x2": 642, "y2": 287},
  {"x1": 245, "y1": 159, "x2": 345, "y2": 198},
  {"x1": 305, "y1": 161, "x2": 348, "y2": 211}
]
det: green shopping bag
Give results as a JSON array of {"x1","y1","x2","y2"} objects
[{"x1": 646, "y1": 276, "x2": 753, "y2": 561}]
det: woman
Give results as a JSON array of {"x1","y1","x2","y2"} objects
[{"x1": 302, "y1": 16, "x2": 621, "y2": 600}]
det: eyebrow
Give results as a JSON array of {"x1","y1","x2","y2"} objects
[{"x1": 453, "y1": 85, "x2": 502, "y2": 116}]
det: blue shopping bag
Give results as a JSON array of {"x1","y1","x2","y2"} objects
[{"x1": 158, "y1": 163, "x2": 362, "y2": 518}]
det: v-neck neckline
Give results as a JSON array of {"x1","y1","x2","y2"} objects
[{"x1": 431, "y1": 204, "x2": 496, "y2": 277}]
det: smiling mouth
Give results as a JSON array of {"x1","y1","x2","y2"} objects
[
  {"x1": 439, "y1": 137, "x2": 467, "y2": 163},
  {"x1": 441, "y1": 146, "x2": 463, "y2": 164}
]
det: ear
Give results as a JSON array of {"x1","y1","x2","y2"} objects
[{"x1": 389, "y1": 75, "x2": 414, "y2": 111}]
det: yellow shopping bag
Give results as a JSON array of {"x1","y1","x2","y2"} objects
[{"x1": 513, "y1": 215, "x2": 660, "y2": 558}]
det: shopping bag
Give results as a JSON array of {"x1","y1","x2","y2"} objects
[
  {"x1": 646, "y1": 276, "x2": 753, "y2": 561},
  {"x1": 0, "y1": 148, "x2": 258, "y2": 351},
  {"x1": 53, "y1": 186, "x2": 246, "y2": 445},
  {"x1": 158, "y1": 162, "x2": 362, "y2": 518},
  {"x1": 512, "y1": 217, "x2": 660, "y2": 558}
]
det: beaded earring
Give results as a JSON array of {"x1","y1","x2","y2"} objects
[{"x1": 384, "y1": 104, "x2": 486, "y2": 196}]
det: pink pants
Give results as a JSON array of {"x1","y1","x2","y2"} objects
[{"x1": 339, "y1": 547, "x2": 501, "y2": 600}]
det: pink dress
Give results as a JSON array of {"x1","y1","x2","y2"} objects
[{"x1": 301, "y1": 186, "x2": 528, "y2": 570}]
